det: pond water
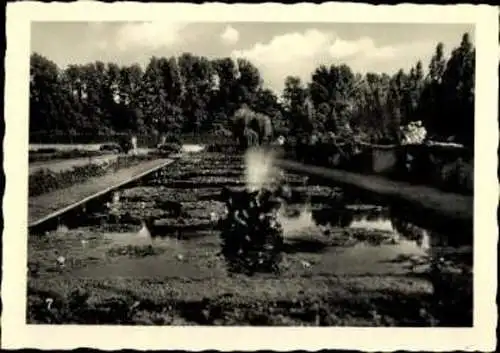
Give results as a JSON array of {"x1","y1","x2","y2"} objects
[
  {"x1": 64, "y1": 200, "x2": 470, "y2": 279},
  {"x1": 30, "y1": 148, "x2": 472, "y2": 280}
]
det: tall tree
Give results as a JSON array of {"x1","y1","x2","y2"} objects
[
  {"x1": 309, "y1": 64, "x2": 356, "y2": 133},
  {"x1": 30, "y1": 53, "x2": 70, "y2": 134},
  {"x1": 253, "y1": 88, "x2": 281, "y2": 118},
  {"x1": 235, "y1": 58, "x2": 262, "y2": 107},
  {"x1": 141, "y1": 57, "x2": 167, "y2": 134},
  {"x1": 210, "y1": 57, "x2": 239, "y2": 123},
  {"x1": 420, "y1": 42, "x2": 447, "y2": 138},
  {"x1": 441, "y1": 33, "x2": 475, "y2": 145},
  {"x1": 178, "y1": 53, "x2": 215, "y2": 134},
  {"x1": 283, "y1": 76, "x2": 311, "y2": 135},
  {"x1": 28, "y1": 32, "x2": 474, "y2": 146}
]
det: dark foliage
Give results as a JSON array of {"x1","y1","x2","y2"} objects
[
  {"x1": 29, "y1": 155, "x2": 153, "y2": 197},
  {"x1": 219, "y1": 188, "x2": 285, "y2": 275},
  {"x1": 30, "y1": 33, "x2": 474, "y2": 148}
]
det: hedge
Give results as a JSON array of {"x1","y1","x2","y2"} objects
[{"x1": 29, "y1": 155, "x2": 154, "y2": 197}]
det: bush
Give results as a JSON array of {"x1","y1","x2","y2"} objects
[
  {"x1": 29, "y1": 155, "x2": 153, "y2": 197},
  {"x1": 29, "y1": 149, "x2": 104, "y2": 163},
  {"x1": 157, "y1": 143, "x2": 182, "y2": 156},
  {"x1": 207, "y1": 142, "x2": 239, "y2": 154},
  {"x1": 99, "y1": 143, "x2": 121, "y2": 153},
  {"x1": 400, "y1": 121, "x2": 427, "y2": 145},
  {"x1": 397, "y1": 145, "x2": 473, "y2": 195},
  {"x1": 118, "y1": 136, "x2": 134, "y2": 154},
  {"x1": 438, "y1": 158, "x2": 473, "y2": 194},
  {"x1": 29, "y1": 164, "x2": 109, "y2": 197},
  {"x1": 219, "y1": 188, "x2": 284, "y2": 276},
  {"x1": 214, "y1": 127, "x2": 233, "y2": 138},
  {"x1": 163, "y1": 134, "x2": 182, "y2": 145}
]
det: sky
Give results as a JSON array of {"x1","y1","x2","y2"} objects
[{"x1": 31, "y1": 22, "x2": 475, "y2": 94}]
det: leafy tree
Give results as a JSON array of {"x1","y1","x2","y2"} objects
[
  {"x1": 178, "y1": 53, "x2": 215, "y2": 134},
  {"x1": 283, "y1": 76, "x2": 311, "y2": 135},
  {"x1": 139, "y1": 57, "x2": 165, "y2": 135},
  {"x1": 420, "y1": 42, "x2": 447, "y2": 139},
  {"x1": 209, "y1": 57, "x2": 239, "y2": 122},
  {"x1": 29, "y1": 32, "x2": 474, "y2": 149},
  {"x1": 309, "y1": 64, "x2": 355, "y2": 133},
  {"x1": 30, "y1": 53, "x2": 70, "y2": 134},
  {"x1": 441, "y1": 33, "x2": 475, "y2": 145},
  {"x1": 235, "y1": 58, "x2": 262, "y2": 107},
  {"x1": 386, "y1": 70, "x2": 406, "y2": 142},
  {"x1": 253, "y1": 88, "x2": 281, "y2": 119}
]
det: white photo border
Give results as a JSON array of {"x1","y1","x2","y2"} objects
[{"x1": 2, "y1": 2, "x2": 498, "y2": 351}]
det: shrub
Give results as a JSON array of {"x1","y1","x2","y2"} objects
[
  {"x1": 219, "y1": 188, "x2": 284, "y2": 276},
  {"x1": 207, "y1": 142, "x2": 239, "y2": 154},
  {"x1": 99, "y1": 143, "x2": 121, "y2": 153},
  {"x1": 29, "y1": 149, "x2": 104, "y2": 163},
  {"x1": 163, "y1": 134, "x2": 182, "y2": 145},
  {"x1": 214, "y1": 127, "x2": 233, "y2": 138},
  {"x1": 29, "y1": 155, "x2": 153, "y2": 197},
  {"x1": 118, "y1": 136, "x2": 134, "y2": 154},
  {"x1": 400, "y1": 121, "x2": 427, "y2": 145},
  {"x1": 157, "y1": 143, "x2": 182, "y2": 155},
  {"x1": 29, "y1": 164, "x2": 109, "y2": 197},
  {"x1": 438, "y1": 158, "x2": 473, "y2": 194}
]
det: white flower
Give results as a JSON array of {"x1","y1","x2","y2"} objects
[
  {"x1": 56, "y1": 256, "x2": 66, "y2": 267},
  {"x1": 401, "y1": 122, "x2": 427, "y2": 145}
]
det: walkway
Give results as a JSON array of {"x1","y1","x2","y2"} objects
[{"x1": 28, "y1": 158, "x2": 174, "y2": 227}]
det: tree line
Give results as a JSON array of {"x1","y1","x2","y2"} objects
[{"x1": 30, "y1": 32, "x2": 475, "y2": 147}]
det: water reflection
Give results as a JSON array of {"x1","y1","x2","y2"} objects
[{"x1": 310, "y1": 204, "x2": 456, "y2": 252}]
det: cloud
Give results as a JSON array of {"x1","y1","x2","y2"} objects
[
  {"x1": 329, "y1": 36, "x2": 396, "y2": 59},
  {"x1": 231, "y1": 28, "x2": 435, "y2": 93},
  {"x1": 233, "y1": 29, "x2": 330, "y2": 65},
  {"x1": 231, "y1": 29, "x2": 331, "y2": 93},
  {"x1": 220, "y1": 25, "x2": 240, "y2": 45},
  {"x1": 114, "y1": 22, "x2": 186, "y2": 51}
]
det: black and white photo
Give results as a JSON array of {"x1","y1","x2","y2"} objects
[{"x1": 2, "y1": 2, "x2": 498, "y2": 351}]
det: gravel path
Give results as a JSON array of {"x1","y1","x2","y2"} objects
[{"x1": 28, "y1": 158, "x2": 174, "y2": 226}]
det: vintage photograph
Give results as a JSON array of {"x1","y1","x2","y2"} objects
[
  {"x1": 2, "y1": 2, "x2": 498, "y2": 351},
  {"x1": 26, "y1": 20, "x2": 475, "y2": 327}
]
